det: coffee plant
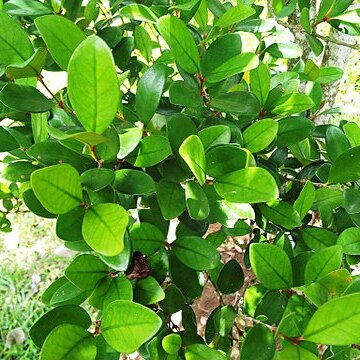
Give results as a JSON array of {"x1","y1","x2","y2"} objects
[{"x1": 1, "y1": 0, "x2": 360, "y2": 358}]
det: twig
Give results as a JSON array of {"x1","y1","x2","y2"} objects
[{"x1": 266, "y1": 0, "x2": 360, "y2": 51}]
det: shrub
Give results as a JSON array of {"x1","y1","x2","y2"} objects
[{"x1": 0, "y1": 0, "x2": 360, "y2": 359}]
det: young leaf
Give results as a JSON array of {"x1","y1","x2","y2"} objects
[
  {"x1": 185, "y1": 344, "x2": 227, "y2": 360},
  {"x1": 303, "y1": 293, "x2": 360, "y2": 345},
  {"x1": 293, "y1": 181, "x2": 316, "y2": 219},
  {"x1": 101, "y1": 300, "x2": 162, "y2": 354},
  {"x1": 179, "y1": 135, "x2": 206, "y2": 185},
  {"x1": 214, "y1": 167, "x2": 279, "y2": 204},
  {"x1": 271, "y1": 93, "x2": 314, "y2": 116},
  {"x1": 118, "y1": 4, "x2": 158, "y2": 23},
  {"x1": 337, "y1": 227, "x2": 360, "y2": 255},
  {"x1": 31, "y1": 164, "x2": 83, "y2": 214},
  {"x1": 214, "y1": 4, "x2": 255, "y2": 28},
  {"x1": 250, "y1": 243, "x2": 293, "y2": 290},
  {"x1": 68, "y1": 36, "x2": 120, "y2": 134},
  {"x1": 35, "y1": 15, "x2": 86, "y2": 70},
  {"x1": 157, "y1": 15, "x2": 200, "y2": 74},
  {"x1": 82, "y1": 203, "x2": 129, "y2": 256}
]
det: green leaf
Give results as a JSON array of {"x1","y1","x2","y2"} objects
[
  {"x1": 214, "y1": 167, "x2": 279, "y2": 204},
  {"x1": 31, "y1": 164, "x2": 83, "y2": 214},
  {"x1": 131, "y1": 222, "x2": 165, "y2": 256},
  {"x1": 134, "y1": 276, "x2": 165, "y2": 305},
  {"x1": 0, "y1": 126, "x2": 19, "y2": 152},
  {"x1": 300, "y1": 7, "x2": 311, "y2": 33},
  {"x1": 206, "y1": 145, "x2": 247, "y2": 178},
  {"x1": 198, "y1": 125, "x2": 231, "y2": 151},
  {"x1": 65, "y1": 254, "x2": 108, "y2": 291},
  {"x1": 82, "y1": 203, "x2": 129, "y2": 256},
  {"x1": 266, "y1": 43, "x2": 303, "y2": 59},
  {"x1": 304, "y1": 246, "x2": 343, "y2": 285},
  {"x1": 156, "y1": 180, "x2": 186, "y2": 220},
  {"x1": 179, "y1": 135, "x2": 206, "y2": 186},
  {"x1": 210, "y1": 91, "x2": 260, "y2": 119},
  {"x1": 135, "y1": 64, "x2": 167, "y2": 125},
  {"x1": 118, "y1": 126, "x2": 143, "y2": 159},
  {"x1": 31, "y1": 112, "x2": 48, "y2": 144},
  {"x1": 0, "y1": 11, "x2": 33, "y2": 66},
  {"x1": 276, "y1": 116, "x2": 315, "y2": 147},
  {"x1": 243, "y1": 119, "x2": 278, "y2": 153},
  {"x1": 81, "y1": 168, "x2": 115, "y2": 191},
  {"x1": 4, "y1": 0, "x2": 52, "y2": 16},
  {"x1": 5, "y1": 47, "x2": 47, "y2": 79},
  {"x1": 135, "y1": 26, "x2": 152, "y2": 63},
  {"x1": 240, "y1": 324, "x2": 275, "y2": 360},
  {"x1": 259, "y1": 201, "x2": 302, "y2": 230},
  {"x1": 162, "y1": 333, "x2": 182, "y2": 355},
  {"x1": 40, "y1": 324, "x2": 96, "y2": 360},
  {"x1": 331, "y1": 9, "x2": 360, "y2": 23},
  {"x1": 250, "y1": 61, "x2": 271, "y2": 106},
  {"x1": 205, "y1": 52, "x2": 259, "y2": 84},
  {"x1": 127, "y1": 135, "x2": 172, "y2": 167},
  {"x1": 201, "y1": 33, "x2": 242, "y2": 79},
  {"x1": 271, "y1": 93, "x2": 314, "y2": 116},
  {"x1": 185, "y1": 344, "x2": 227, "y2": 360},
  {"x1": 214, "y1": 3, "x2": 255, "y2": 28},
  {"x1": 35, "y1": 15, "x2": 86, "y2": 70},
  {"x1": 194, "y1": 0, "x2": 208, "y2": 31},
  {"x1": 305, "y1": 34, "x2": 324, "y2": 56},
  {"x1": 316, "y1": 66, "x2": 344, "y2": 84},
  {"x1": 56, "y1": 206, "x2": 84, "y2": 241},
  {"x1": 343, "y1": 122, "x2": 360, "y2": 147},
  {"x1": 68, "y1": 36, "x2": 120, "y2": 134},
  {"x1": 185, "y1": 181, "x2": 210, "y2": 220},
  {"x1": 294, "y1": 181, "x2": 316, "y2": 219},
  {"x1": 326, "y1": 126, "x2": 350, "y2": 161},
  {"x1": 328, "y1": 146, "x2": 360, "y2": 183},
  {"x1": 337, "y1": 227, "x2": 360, "y2": 255},
  {"x1": 275, "y1": 343, "x2": 319, "y2": 359},
  {"x1": 101, "y1": 300, "x2": 162, "y2": 354},
  {"x1": 172, "y1": 236, "x2": 220, "y2": 270},
  {"x1": 157, "y1": 15, "x2": 200, "y2": 74},
  {"x1": 343, "y1": 188, "x2": 360, "y2": 214},
  {"x1": 30, "y1": 305, "x2": 92, "y2": 348},
  {"x1": 217, "y1": 259, "x2": 244, "y2": 294},
  {"x1": 169, "y1": 80, "x2": 202, "y2": 108},
  {"x1": 250, "y1": 243, "x2": 293, "y2": 289},
  {"x1": 303, "y1": 293, "x2": 360, "y2": 345},
  {"x1": 114, "y1": 169, "x2": 155, "y2": 195},
  {"x1": 0, "y1": 83, "x2": 54, "y2": 113},
  {"x1": 118, "y1": 4, "x2": 158, "y2": 23},
  {"x1": 301, "y1": 227, "x2": 337, "y2": 251}
]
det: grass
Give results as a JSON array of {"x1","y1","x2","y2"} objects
[{"x1": 0, "y1": 213, "x2": 68, "y2": 359}]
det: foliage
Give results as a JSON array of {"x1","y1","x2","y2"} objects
[{"x1": 0, "y1": 0, "x2": 360, "y2": 359}]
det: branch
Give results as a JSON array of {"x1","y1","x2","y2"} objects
[{"x1": 266, "y1": 0, "x2": 360, "y2": 51}]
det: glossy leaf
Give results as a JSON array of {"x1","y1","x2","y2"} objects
[
  {"x1": 35, "y1": 15, "x2": 86, "y2": 70},
  {"x1": 0, "y1": 11, "x2": 33, "y2": 66},
  {"x1": 303, "y1": 293, "x2": 360, "y2": 345},
  {"x1": 135, "y1": 64, "x2": 167, "y2": 125},
  {"x1": 185, "y1": 181, "x2": 209, "y2": 221},
  {"x1": 68, "y1": 36, "x2": 120, "y2": 134},
  {"x1": 328, "y1": 146, "x2": 360, "y2": 183},
  {"x1": 118, "y1": 4, "x2": 158, "y2": 23},
  {"x1": 214, "y1": 167, "x2": 279, "y2": 204},
  {"x1": 157, "y1": 15, "x2": 200, "y2": 74},
  {"x1": 40, "y1": 324, "x2": 96, "y2": 360},
  {"x1": 0, "y1": 84, "x2": 54, "y2": 113},
  {"x1": 179, "y1": 135, "x2": 206, "y2": 186},
  {"x1": 214, "y1": 3, "x2": 255, "y2": 28},
  {"x1": 250, "y1": 243, "x2": 293, "y2": 289},
  {"x1": 172, "y1": 236, "x2": 220, "y2": 270},
  {"x1": 82, "y1": 203, "x2": 129, "y2": 256},
  {"x1": 101, "y1": 300, "x2": 162, "y2": 354},
  {"x1": 337, "y1": 227, "x2": 360, "y2": 255},
  {"x1": 243, "y1": 119, "x2": 278, "y2": 153},
  {"x1": 31, "y1": 164, "x2": 83, "y2": 214}
]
